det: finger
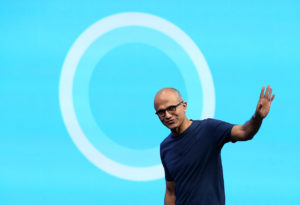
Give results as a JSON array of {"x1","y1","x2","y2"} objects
[
  {"x1": 260, "y1": 86, "x2": 265, "y2": 98},
  {"x1": 265, "y1": 85, "x2": 270, "y2": 98},
  {"x1": 271, "y1": 94, "x2": 275, "y2": 102},
  {"x1": 268, "y1": 87, "x2": 272, "y2": 99}
]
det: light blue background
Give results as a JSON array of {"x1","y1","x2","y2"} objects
[{"x1": 0, "y1": 0, "x2": 299, "y2": 204}]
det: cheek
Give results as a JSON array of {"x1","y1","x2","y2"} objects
[
  {"x1": 159, "y1": 117, "x2": 166, "y2": 124},
  {"x1": 177, "y1": 112, "x2": 185, "y2": 121}
]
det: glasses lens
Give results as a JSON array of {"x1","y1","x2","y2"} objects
[
  {"x1": 156, "y1": 110, "x2": 165, "y2": 116},
  {"x1": 156, "y1": 101, "x2": 183, "y2": 116},
  {"x1": 167, "y1": 105, "x2": 176, "y2": 112}
]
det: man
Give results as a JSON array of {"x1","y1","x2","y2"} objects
[{"x1": 154, "y1": 86, "x2": 275, "y2": 205}]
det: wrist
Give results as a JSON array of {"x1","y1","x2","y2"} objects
[{"x1": 252, "y1": 113, "x2": 263, "y2": 121}]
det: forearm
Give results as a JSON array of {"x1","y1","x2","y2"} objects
[
  {"x1": 240, "y1": 113, "x2": 263, "y2": 140},
  {"x1": 164, "y1": 192, "x2": 175, "y2": 205},
  {"x1": 231, "y1": 85, "x2": 274, "y2": 141}
]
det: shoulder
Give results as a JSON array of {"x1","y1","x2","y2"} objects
[
  {"x1": 202, "y1": 118, "x2": 231, "y2": 127},
  {"x1": 160, "y1": 133, "x2": 172, "y2": 147},
  {"x1": 192, "y1": 118, "x2": 218, "y2": 125},
  {"x1": 160, "y1": 134, "x2": 172, "y2": 154},
  {"x1": 203, "y1": 118, "x2": 221, "y2": 124},
  {"x1": 194, "y1": 118, "x2": 234, "y2": 135},
  {"x1": 189, "y1": 118, "x2": 217, "y2": 130}
]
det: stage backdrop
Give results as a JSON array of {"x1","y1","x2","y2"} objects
[{"x1": 1, "y1": 0, "x2": 299, "y2": 204}]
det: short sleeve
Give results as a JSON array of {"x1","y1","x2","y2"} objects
[
  {"x1": 161, "y1": 159, "x2": 173, "y2": 181},
  {"x1": 160, "y1": 144, "x2": 174, "y2": 181},
  {"x1": 207, "y1": 118, "x2": 236, "y2": 148}
]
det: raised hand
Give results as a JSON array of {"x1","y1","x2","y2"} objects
[{"x1": 255, "y1": 85, "x2": 275, "y2": 119}]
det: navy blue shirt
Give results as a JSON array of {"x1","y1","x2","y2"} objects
[{"x1": 160, "y1": 119, "x2": 236, "y2": 205}]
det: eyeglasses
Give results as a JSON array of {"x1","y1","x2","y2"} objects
[{"x1": 155, "y1": 101, "x2": 183, "y2": 117}]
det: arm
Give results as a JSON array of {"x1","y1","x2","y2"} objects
[
  {"x1": 165, "y1": 181, "x2": 175, "y2": 205},
  {"x1": 231, "y1": 85, "x2": 275, "y2": 141}
]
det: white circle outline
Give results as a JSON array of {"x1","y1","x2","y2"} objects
[{"x1": 59, "y1": 12, "x2": 215, "y2": 181}]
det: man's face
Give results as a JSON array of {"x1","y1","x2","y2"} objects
[{"x1": 154, "y1": 91, "x2": 187, "y2": 130}]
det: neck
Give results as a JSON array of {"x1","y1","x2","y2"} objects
[{"x1": 171, "y1": 118, "x2": 192, "y2": 136}]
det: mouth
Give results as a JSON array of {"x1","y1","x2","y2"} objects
[{"x1": 165, "y1": 119, "x2": 175, "y2": 125}]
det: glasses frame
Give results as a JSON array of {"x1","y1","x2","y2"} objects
[{"x1": 155, "y1": 101, "x2": 184, "y2": 117}]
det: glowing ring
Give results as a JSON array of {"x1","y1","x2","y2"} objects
[{"x1": 59, "y1": 12, "x2": 215, "y2": 181}]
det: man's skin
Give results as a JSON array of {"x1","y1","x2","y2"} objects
[{"x1": 154, "y1": 85, "x2": 275, "y2": 205}]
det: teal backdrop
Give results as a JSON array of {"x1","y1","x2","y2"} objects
[{"x1": 0, "y1": 0, "x2": 299, "y2": 204}]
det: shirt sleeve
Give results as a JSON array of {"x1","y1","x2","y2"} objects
[
  {"x1": 161, "y1": 159, "x2": 173, "y2": 181},
  {"x1": 207, "y1": 118, "x2": 236, "y2": 148},
  {"x1": 160, "y1": 145, "x2": 174, "y2": 181}
]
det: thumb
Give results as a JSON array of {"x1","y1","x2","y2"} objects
[{"x1": 257, "y1": 102, "x2": 263, "y2": 110}]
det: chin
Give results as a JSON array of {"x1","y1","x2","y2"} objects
[{"x1": 165, "y1": 123, "x2": 178, "y2": 130}]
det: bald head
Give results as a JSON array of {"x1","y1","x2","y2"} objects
[
  {"x1": 154, "y1": 88, "x2": 189, "y2": 132},
  {"x1": 154, "y1": 88, "x2": 183, "y2": 110}
]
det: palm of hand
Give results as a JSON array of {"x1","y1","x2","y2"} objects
[{"x1": 256, "y1": 85, "x2": 275, "y2": 119}]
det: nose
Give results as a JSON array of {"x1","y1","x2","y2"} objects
[{"x1": 164, "y1": 110, "x2": 172, "y2": 119}]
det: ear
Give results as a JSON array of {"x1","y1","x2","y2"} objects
[{"x1": 183, "y1": 101, "x2": 187, "y2": 112}]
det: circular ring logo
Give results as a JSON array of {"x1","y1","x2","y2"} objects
[{"x1": 59, "y1": 12, "x2": 215, "y2": 181}]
